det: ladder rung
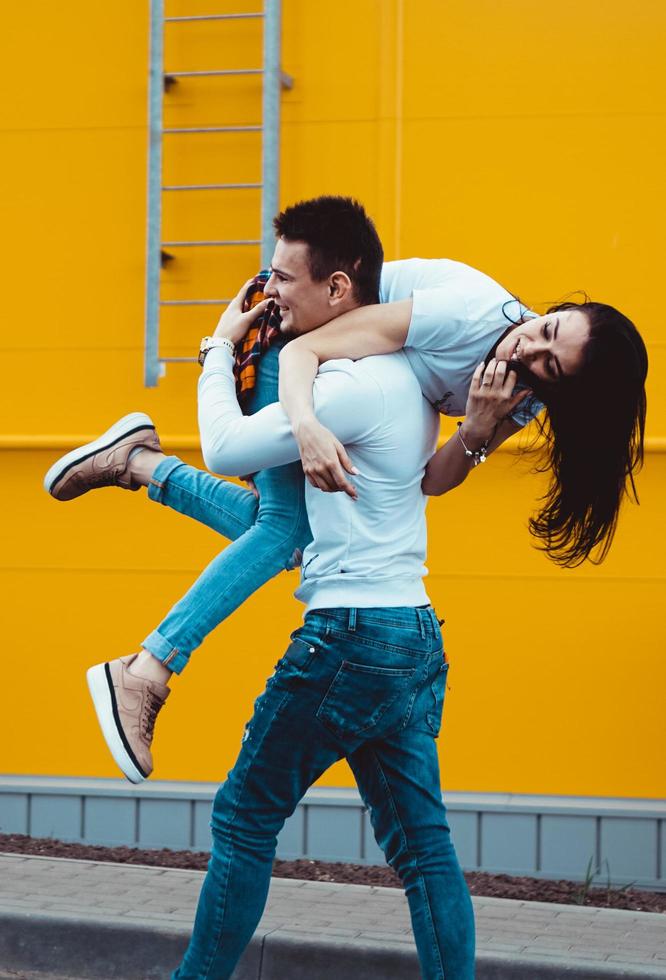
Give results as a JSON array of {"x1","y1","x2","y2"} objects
[
  {"x1": 161, "y1": 299, "x2": 232, "y2": 306},
  {"x1": 162, "y1": 183, "x2": 262, "y2": 191},
  {"x1": 164, "y1": 126, "x2": 261, "y2": 134},
  {"x1": 165, "y1": 69, "x2": 262, "y2": 78},
  {"x1": 165, "y1": 14, "x2": 263, "y2": 22},
  {"x1": 161, "y1": 240, "x2": 261, "y2": 247}
]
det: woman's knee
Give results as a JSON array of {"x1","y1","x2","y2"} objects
[{"x1": 253, "y1": 502, "x2": 310, "y2": 568}]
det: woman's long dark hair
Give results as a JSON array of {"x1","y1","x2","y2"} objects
[{"x1": 507, "y1": 301, "x2": 648, "y2": 567}]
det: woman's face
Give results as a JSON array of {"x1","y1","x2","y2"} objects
[{"x1": 496, "y1": 309, "x2": 591, "y2": 383}]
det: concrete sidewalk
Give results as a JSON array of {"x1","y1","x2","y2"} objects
[{"x1": 0, "y1": 854, "x2": 664, "y2": 979}]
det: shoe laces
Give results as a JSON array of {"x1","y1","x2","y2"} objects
[
  {"x1": 141, "y1": 688, "x2": 163, "y2": 740},
  {"x1": 85, "y1": 469, "x2": 127, "y2": 489}
]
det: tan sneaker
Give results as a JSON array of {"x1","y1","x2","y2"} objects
[
  {"x1": 43, "y1": 412, "x2": 161, "y2": 501},
  {"x1": 86, "y1": 655, "x2": 170, "y2": 784}
]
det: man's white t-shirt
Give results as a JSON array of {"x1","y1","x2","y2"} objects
[
  {"x1": 380, "y1": 258, "x2": 544, "y2": 428},
  {"x1": 199, "y1": 349, "x2": 438, "y2": 612}
]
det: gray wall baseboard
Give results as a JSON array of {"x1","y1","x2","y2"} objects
[{"x1": 1, "y1": 776, "x2": 664, "y2": 890}]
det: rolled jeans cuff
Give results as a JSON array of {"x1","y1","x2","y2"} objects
[
  {"x1": 147, "y1": 456, "x2": 188, "y2": 504},
  {"x1": 142, "y1": 629, "x2": 190, "y2": 675}
]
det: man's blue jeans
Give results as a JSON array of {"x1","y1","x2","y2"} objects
[
  {"x1": 141, "y1": 342, "x2": 312, "y2": 674},
  {"x1": 172, "y1": 606, "x2": 475, "y2": 980}
]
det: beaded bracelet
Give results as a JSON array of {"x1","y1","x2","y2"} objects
[{"x1": 456, "y1": 421, "x2": 491, "y2": 466}]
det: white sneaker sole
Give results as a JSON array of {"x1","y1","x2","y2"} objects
[
  {"x1": 86, "y1": 663, "x2": 148, "y2": 784},
  {"x1": 43, "y1": 412, "x2": 156, "y2": 496}
]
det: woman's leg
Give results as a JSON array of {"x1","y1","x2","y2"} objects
[
  {"x1": 146, "y1": 456, "x2": 259, "y2": 541},
  {"x1": 86, "y1": 341, "x2": 312, "y2": 782},
  {"x1": 141, "y1": 458, "x2": 310, "y2": 674},
  {"x1": 142, "y1": 340, "x2": 312, "y2": 674}
]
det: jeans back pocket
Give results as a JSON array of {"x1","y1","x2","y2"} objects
[
  {"x1": 316, "y1": 660, "x2": 417, "y2": 741},
  {"x1": 426, "y1": 661, "x2": 449, "y2": 736}
]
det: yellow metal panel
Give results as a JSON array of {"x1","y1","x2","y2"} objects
[
  {"x1": 401, "y1": 0, "x2": 665, "y2": 119},
  {"x1": 0, "y1": 0, "x2": 664, "y2": 800},
  {"x1": 0, "y1": 2, "x2": 148, "y2": 129}
]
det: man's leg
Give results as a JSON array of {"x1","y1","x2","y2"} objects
[
  {"x1": 172, "y1": 625, "x2": 346, "y2": 979},
  {"x1": 349, "y1": 731, "x2": 475, "y2": 979},
  {"x1": 173, "y1": 606, "x2": 470, "y2": 979},
  {"x1": 314, "y1": 605, "x2": 474, "y2": 979}
]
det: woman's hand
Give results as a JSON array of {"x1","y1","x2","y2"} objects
[
  {"x1": 241, "y1": 476, "x2": 260, "y2": 500},
  {"x1": 213, "y1": 279, "x2": 271, "y2": 346},
  {"x1": 294, "y1": 414, "x2": 359, "y2": 498},
  {"x1": 463, "y1": 358, "x2": 531, "y2": 443}
]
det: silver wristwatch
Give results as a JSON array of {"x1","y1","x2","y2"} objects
[{"x1": 198, "y1": 336, "x2": 236, "y2": 367}]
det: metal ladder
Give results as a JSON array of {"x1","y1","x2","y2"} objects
[{"x1": 143, "y1": 1, "x2": 289, "y2": 386}]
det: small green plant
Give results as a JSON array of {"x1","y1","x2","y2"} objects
[
  {"x1": 574, "y1": 855, "x2": 597, "y2": 905},
  {"x1": 574, "y1": 856, "x2": 636, "y2": 906}
]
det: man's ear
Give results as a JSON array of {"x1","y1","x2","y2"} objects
[{"x1": 328, "y1": 271, "x2": 354, "y2": 304}]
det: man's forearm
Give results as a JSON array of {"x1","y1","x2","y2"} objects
[
  {"x1": 198, "y1": 348, "x2": 300, "y2": 476},
  {"x1": 198, "y1": 349, "x2": 378, "y2": 477}
]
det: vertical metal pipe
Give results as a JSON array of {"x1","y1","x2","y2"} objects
[
  {"x1": 144, "y1": 0, "x2": 164, "y2": 387},
  {"x1": 261, "y1": 0, "x2": 281, "y2": 269}
]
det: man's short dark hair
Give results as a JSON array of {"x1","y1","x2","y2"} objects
[{"x1": 273, "y1": 196, "x2": 383, "y2": 306}]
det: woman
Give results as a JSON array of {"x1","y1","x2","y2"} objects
[{"x1": 275, "y1": 257, "x2": 648, "y2": 568}]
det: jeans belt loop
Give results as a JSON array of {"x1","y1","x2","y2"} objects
[
  {"x1": 348, "y1": 608, "x2": 357, "y2": 632},
  {"x1": 417, "y1": 607, "x2": 426, "y2": 640}
]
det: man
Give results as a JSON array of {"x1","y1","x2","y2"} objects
[
  {"x1": 169, "y1": 266, "x2": 476, "y2": 978},
  {"x1": 44, "y1": 196, "x2": 537, "y2": 785}
]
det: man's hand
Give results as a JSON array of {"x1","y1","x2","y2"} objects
[
  {"x1": 295, "y1": 414, "x2": 359, "y2": 498},
  {"x1": 213, "y1": 279, "x2": 271, "y2": 346},
  {"x1": 462, "y1": 358, "x2": 531, "y2": 443}
]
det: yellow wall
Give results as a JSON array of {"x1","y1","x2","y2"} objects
[{"x1": 1, "y1": 1, "x2": 664, "y2": 798}]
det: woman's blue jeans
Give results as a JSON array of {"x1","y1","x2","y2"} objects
[
  {"x1": 172, "y1": 606, "x2": 475, "y2": 979},
  {"x1": 141, "y1": 342, "x2": 312, "y2": 674}
]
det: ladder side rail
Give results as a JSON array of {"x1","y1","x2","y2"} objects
[
  {"x1": 144, "y1": 0, "x2": 165, "y2": 387},
  {"x1": 261, "y1": 0, "x2": 282, "y2": 268}
]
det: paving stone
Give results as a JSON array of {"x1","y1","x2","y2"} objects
[
  {"x1": 567, "y1": 946, "x2": 614, "y2": 960},
  {"x1": 357, "y1": 931, "x2": 415, "y2": 943},
  {"x1": 483, "y1": 939, "x2": 527, "y2": 949},
  {"x1": 608, "y1": 953, "x2": 662, "y2": 964},
  {"x1": 120, "y1": 908, "x2": 192, "y2": 922},
  {"x1": 511, "y1": 935, "x2": 572, "y2": 949},
  {"x1": 475, "y1": 905, "x2": 519, "y2": 918},
  {"x1": 520, "y1": 946, "x2": 569, "y2": 958}
]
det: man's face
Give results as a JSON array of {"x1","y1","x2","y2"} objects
[{"x1": 264, "y1": 238, "x2": 342, "y2": 336}]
